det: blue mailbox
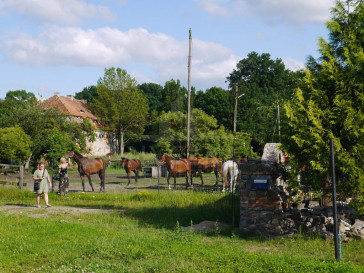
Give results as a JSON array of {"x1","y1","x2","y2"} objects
[{"x1": 254, "y1": 179, "x2": 268, "y2": 190}]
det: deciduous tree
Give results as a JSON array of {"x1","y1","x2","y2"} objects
[
  {"x1": 153, "y1": 109, "x2": 254, "y2": 159},
  {"x1": 0, "y1": 126, "x2": 32, "y2": 163},
  {"x1": 75, "y1": 85, "x2": 98, "y2": 104},
  {"x1": 226, "y1": 52, "x2": 301, "y2": 153},
  {"x1": 92, "y1": 67, "x2": 149, "y2": 155}
]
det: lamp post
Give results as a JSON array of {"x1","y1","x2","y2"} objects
[{"x1": 233, "y1": 83, "x2": 245, "y2": 133}]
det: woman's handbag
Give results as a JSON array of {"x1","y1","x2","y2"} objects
[
  {"x1": 52, "y1": 173, "x2": 61, "y2": 181},
  {"x1": 33, "y1": 181, "x2": 40, "y2": 193},
  {"x1": 34, "y1": 170, "x2": 45, "y2": 193}
]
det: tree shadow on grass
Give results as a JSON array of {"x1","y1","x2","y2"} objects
[{"x1": 121, "y1": 194, "x2": 241, "y2": 231}]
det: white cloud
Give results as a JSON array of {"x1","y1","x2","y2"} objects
[
  {"x1": 195, "y1": 0, "x2": 335, "y2": 24},
  {"x1": 282, "y1": 57, "x2": 305, "y2": 71},
  {"x1": 0, "y1": 27, "x2": 239, "y2": 89},
  {"x1": 194, "y1": 0, "x2": 231, "y2": 17},
  {"x1": 0, "y1": 0, "x2": 116, "y2": 24}
]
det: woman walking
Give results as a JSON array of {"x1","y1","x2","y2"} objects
[
  {"x1": 33, "y1": 162, "x2": 52, "y2": 208},
  {"x1": 58, "y1": 157, "x2": 69, "y2": 195}
]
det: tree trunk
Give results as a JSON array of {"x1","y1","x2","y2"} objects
[
  {"x1": 119, "y1": 131, "x2": 124, "y2": 155},
  {"x1": 25, "y1": 152, "x2": 33, "y2": 169}
]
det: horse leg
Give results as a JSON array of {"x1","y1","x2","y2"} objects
[
  {"x1": 189, "y1": 170, "x2": 193, "y2": 189},
  {"x1": 230, "y1": 172, "x2": 234, "y2": 192},
  {"x1": 80, "y1": 175, "x2": 86, "y2": 192},
  {"x1": 127, "y1": 171, "x2": 131, "y2": 186},
  {"x1": 86, "y1": 174, "x2": 94, "y2": 192},
  {"x1": 199, "y1": 172, "x2": 204, "y2": 185},
  {"x1": 185, "y1": 171, "x2": 189, "y2": 189},
  {"x1": 222, "y1": 171, "x2": 228, "y2": 193},
  {"x1": 214, "y1": 169, "x2": 219, "y2": 186},
  {"x1": 98, "y1": 172, "x2": 104, "y2": 192},
  {"x1": 134, "y1": 170, "x2": 138, "y2": 183},
  {"x1": 167, "y1": 172, "x2": 171, "y2": 190},
  {"x1": 173, "y1": 173, "x2": 177, "y2": 189}
]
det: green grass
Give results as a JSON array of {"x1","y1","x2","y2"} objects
[{"x1": 0, "y1": 188, "x2": 363, "y2": 272}]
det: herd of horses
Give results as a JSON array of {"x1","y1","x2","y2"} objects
[{"x1": 62, "y1": 151, "x2": 240, "y2": 193}]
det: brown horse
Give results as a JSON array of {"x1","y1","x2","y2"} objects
[
  {"x1": 66, "y1": 151, "x2": 107, "y2": 192},
  {"x1": 121, "y1": 157, "x2": 142, "y2": 186},
  {"x1": 158, "y1": 154, "x2": 192, "y2": 189},
  {"x1": 187, "y1": 156, "x2": 222, "y2": 185}
]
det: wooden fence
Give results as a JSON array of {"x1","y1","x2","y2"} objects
[{"x1": 0, "y1": 163, "x2": 25, "y2": 188}]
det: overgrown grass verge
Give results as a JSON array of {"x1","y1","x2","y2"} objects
[{"x1": 0, "y1": 188, "x2": 363, "y2": 272}]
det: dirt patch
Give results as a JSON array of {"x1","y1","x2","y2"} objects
[
  {"x1": 4, "y1": 170, "x2": 221, "y2": 194},
  {"x1": 0, "y1": 205, "x2": 115, "y2": 218}
]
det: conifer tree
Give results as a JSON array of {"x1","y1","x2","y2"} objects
[{"x1": 282, "y1": 0, "x2": 364, "y2": 210}]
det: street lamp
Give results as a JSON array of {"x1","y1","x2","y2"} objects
[{"x1": 233, "y1": 83, "x2": 245, "y2": 133}]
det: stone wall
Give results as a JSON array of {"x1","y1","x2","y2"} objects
[{"x1": 238, "y1": 159, "x2": 364, "y2": 240}]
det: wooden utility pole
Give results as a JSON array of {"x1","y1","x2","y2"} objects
[
  {"x1": 233, "y1": 83, "x2": 238, "y2": 133},
  {"x1": 187, "y1": 28, "x2": 192, "y2": 157}
]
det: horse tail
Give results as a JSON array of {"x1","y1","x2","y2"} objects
[
  {"x1": 222, "y1": 162, "x2": 228, "y2": 187},
  {"x1": 218, "y1": 158, "x2": 223, "y2": 175},
  {"x1": 138, "y1": 159, "x2": 142, "y2": 171}
]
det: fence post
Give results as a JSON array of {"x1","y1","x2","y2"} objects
[
  {"x1": 157, "y1": 164, "x2": 160, "y2": 193},
  {"x1": 18, "y1": 166, "x2": 24, "y2": 189}
]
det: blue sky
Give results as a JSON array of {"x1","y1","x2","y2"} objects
[{"x1": 0, "y1": 0, "x2": 336, "y2": 99}]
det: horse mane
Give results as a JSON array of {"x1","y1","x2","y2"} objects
[
  {"x1": 163, "y1": 154, "x2": 175, "y2": 160},
  {"x1": 73, "y1": 151, "x2": 84, "y2": 158}
]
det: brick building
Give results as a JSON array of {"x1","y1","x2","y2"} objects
[{"x1": 41, "y1": 93, "x2": 111, "y2": 155}]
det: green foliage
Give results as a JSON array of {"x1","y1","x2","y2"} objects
[
  {"x1": 138, "y1": 82, "x2": 164, "y2": 113},
  {"x1": 161, "y1": 79, "x2": 188, "y2": 112},
  {"x1": 4, "y1": 90, "x2": 37, "y2": 104},
  {"x1": 42, "y1": 131, "x2": 76, "y2": 164},
  {"x1": 80, "y1": 118, "x2": 96, "y2": 143},
  {"x1": 0, "y1": 126, "x2": 32, "y2": 162},
  {"x1": 194, "y1": 87, "x2": 233, "y2": 130},
  {"x1": 227, "y1": 52, "x2": 302, "y2": 152},
  {"x1": 92, "y1": 67, "x2": 149, "y2": 154},
  {"x1": 153, "y1": 109, "x2": 253, "y2": 159},
  {"x1": 74, "y1": 85, "x2": 98, "y2": 104},
  {"x1": 234, "y1": 131, "x2": 256, "y2": 158},
  {"x1": 0, "y1": 91, "x2": 94, "y2": 164},
  {"x1": 281, "y1": 1, "x2": 364, "y2": 203}
]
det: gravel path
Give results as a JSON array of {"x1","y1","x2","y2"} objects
[
  {"x1": 1, "y1": 171, "x2": 221, "y2": 193},
  {"x1": 0, "y1": 205, "x2": 115, "y2": 218}
]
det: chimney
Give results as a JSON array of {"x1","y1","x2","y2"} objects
[
  {"x1": 67, "y1": 95, "x2": 74, "y2": 100},
  {"x1": 54, "y1": 92, "x2": 60, "y2": 97}
]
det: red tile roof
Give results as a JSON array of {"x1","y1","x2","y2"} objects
[{"x1": 41, "y1": 94, "x2": 97, "y2": 121}]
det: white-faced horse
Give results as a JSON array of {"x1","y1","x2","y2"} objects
[{"x1": 222, "y1": 160, "x2": 239, "y2": 192}]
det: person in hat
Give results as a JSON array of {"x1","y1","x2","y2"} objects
[
  {"x1": 58, "y1": 157, "x2": 69, "y2": 194},
  {"x1": 33, "y1": 162, "x2": 51, "y2": 208}
]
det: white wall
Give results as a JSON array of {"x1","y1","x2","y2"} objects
[{"x1": 86, "y1": 130, "x2": 110, "y2": 156}]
